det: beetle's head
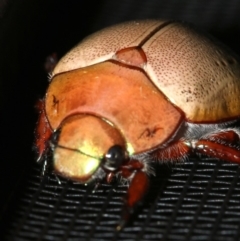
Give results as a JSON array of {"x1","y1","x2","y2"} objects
[{"x1": 51, "y1": 114, "x2": 128, "y2": 182}]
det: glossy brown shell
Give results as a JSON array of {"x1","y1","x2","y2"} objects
[
  {"x1": 53, "y1": 20, "x2": 240, "y2": 122},
  {"x1": 46, "y1": 61, "x2": 182, "y2": 154}
]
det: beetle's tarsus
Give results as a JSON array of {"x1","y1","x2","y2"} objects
[
  {"x1": 92, "y1": 181, "x2": 101, "y2": 193},
  {"x1": 54, "y1": 174, "x2": 62, "y2": 185},
  {"x1": 116, "y1": 218, "x2": 127, "y2": 232},
  {"x1": 117, "y1": 205, "x2": 132, "y2": 231},
  {"x1": 116, "y1": 221, "x2": 124, "y2": 232},
  {"x1": 36, "y1": 154, "x2": 42, "y2": 163},
  {"x1": 41, "y1": 158, "x2": 48, "y2": 177}
]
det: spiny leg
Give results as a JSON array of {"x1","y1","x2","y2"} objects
[
  {"x1": 35, "y1": 99, "x2": 53, "y2": 162},
  {"x1": 116, "y1": 140, "x2": 192, "y2": 231},
  {"x1": 116, "y1": 160, "x2": 149, "y2": 231},
  {"x1": 195, "y1": 129, "x2": 240, "y2": 164}
]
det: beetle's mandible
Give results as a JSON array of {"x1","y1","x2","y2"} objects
[{"x1": 35, "y1": 20, "x2": 240, "y2": 229}]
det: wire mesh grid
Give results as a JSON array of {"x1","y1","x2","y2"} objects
[{"x1": 3, "y1": 156, "x2": 240, "y2": 241}]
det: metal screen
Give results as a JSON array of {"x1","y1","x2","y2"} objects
[{"x1": 3, "y1": 157, "x2": 240, "y2": 241}]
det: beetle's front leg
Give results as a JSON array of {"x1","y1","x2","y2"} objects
[
  {"x1": 35, "y1": 99, "x2": 53, "y2": 163},
  {"x1": 194, "y1": 129, "x2": 240, "y2": 163},
  {"x1": 121, "y1": 160, "x2": 149, "y2": 208},
  {"x1": 117, "y1": 160, "x2": 149, "y2": 230}
]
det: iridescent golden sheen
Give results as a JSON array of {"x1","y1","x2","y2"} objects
[{"x1": 53, "y1": 114, "x2": 125, "y2": 182}]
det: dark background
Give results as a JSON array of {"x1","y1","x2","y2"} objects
[{"x1": 1, "y1": 0, "x2": 240, "y2": 240}]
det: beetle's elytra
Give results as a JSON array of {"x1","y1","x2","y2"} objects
[{"x1": 35, "y1": 20, "x2": 240, "y2": 229}]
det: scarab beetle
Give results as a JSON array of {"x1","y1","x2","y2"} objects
[{"x1": 35, "y1": 20, "x2": 240, "y2": 229}]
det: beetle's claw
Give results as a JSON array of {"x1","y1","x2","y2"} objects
[
  {"x1": 116, "y1": 219, "x2": 126, "y2": 232},
  {"x1": 116, "y1": 206, "x2": 132, "y2": 231},
  {"x1": 40, "y1": 157, "x2": 48, "y2": 177},
  {"x1": 36, "y1": 152, "x2": 44, "y2": 163},
  {"x1": 92, "y1": 181, "x2": 101, "y2": 193}
]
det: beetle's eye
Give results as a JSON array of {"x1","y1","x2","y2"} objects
[{"x1": 103, "y1": 145, "x2": 127, "y2": 171}]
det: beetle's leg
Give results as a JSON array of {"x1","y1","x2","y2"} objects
[
  {"x1": 106, "y1": 172, "x2": 115, "y2": 183},
  {"x1": 123, "y1": 169, "x2": 149, "y2": 208},
  {"x1": 35, "y1": 99, "x2": 53, "y2": 162},
  {"x1": 41, "y1": 155, "x2": 49, "y2": 176},
  {"x1": 194, "y1": 130, "x2": 240, "y2": 164},
  {"x1": 91, "y1": 173, "x2": 116, "y2": 193},
  {"x1": 92, "y1": 181, "x2": 101, "y2": 193},
  {"x1": 120, "y1": 160, "x2": 147, "y2": 201},
  {"x1": 117, "y1": 160, "x2": 149, "y2": 230}
]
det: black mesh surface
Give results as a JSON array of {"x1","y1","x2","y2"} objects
[
  {"x1": 1, "y1": 0, "x2": 240, "y2": 240},
  {"x1": 3, "y1": 158, "x2": 240, "y2": 241}
]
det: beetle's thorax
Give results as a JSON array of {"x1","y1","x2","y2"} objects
[{"x1": 46, "y1": 61, "x2": 183, "y2": 155}]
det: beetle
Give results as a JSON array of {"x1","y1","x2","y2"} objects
[{"x1": 35, "y1": 20, "x2": 240, "y2": 229}]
